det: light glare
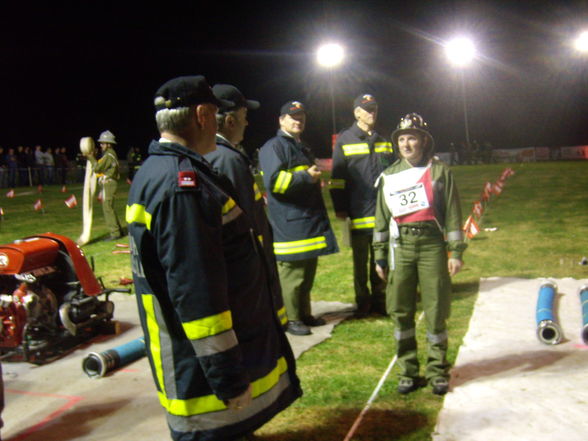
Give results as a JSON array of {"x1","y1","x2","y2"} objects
[
  {"x1": 445, "y1": 37, "x2": 476, "y2": 67},
  {"x1": 316, "y1": 43, "x2": 344, "y2": 68},
  {"x1": 574, "y1": 31, "x2": 588, "y2": 52}
]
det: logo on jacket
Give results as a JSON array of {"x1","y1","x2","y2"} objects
[{"x1": 178, "y1": 171, "x2": 198, "y2": 188}]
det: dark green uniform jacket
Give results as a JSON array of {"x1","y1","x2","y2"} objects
[
  {"x1": 126, "y1": 140, "x2": 301, "y2": 441},
  {"x1": 205, "y1": 135, "x2": 287, "y2": 327},
  {"x1": 329, "y1": 123, "x2": 395, "y2": 234},
  {"x1": 258, "y1": 130, "x2": 339, "y2": 262},
  {"x1": 373, "y1": 157, "x2": 466, "y2": 265}
]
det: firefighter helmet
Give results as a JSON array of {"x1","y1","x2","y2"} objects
[
  {"x1": 98, "y1": 130, "x2": 117, "y2": 145},
  {"x1": 391, "y1": 113, "x2": 435, "y2": 154}
]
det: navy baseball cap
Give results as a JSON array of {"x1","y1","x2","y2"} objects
[
  {"x1": 280, "y1": 101, "x2": 306, "y2": 116},
  {"x1": 353, "y1": 94, "x2": 378, "y2": 111},
  {"x1": 213, "y1": 84, "x2": 260, "y2": 112},
  {"x1": 154, "y1": 75, "x2": 233, "y2": 111}
]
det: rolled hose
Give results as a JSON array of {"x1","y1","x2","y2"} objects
[
  {"x1": 579, "y1": 284, "x2": 588, "y2": 345},
  {"x1": 82, "y1": 337, "x2": 146, "y2": 378},
  {"x1": 536, "y1": 281, "x2": 562, "y2": 345}
]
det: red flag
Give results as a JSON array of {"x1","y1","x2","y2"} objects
[
  {"x1": 37, "y1": 184, "x2": 43, "y2": 193},
  {"x1": 5, "y1": 189, "x2": 14, "y2": 198},
  {"x1": 466, "y1": 217, "x2": 480, "y2": 239},
  {"x1": 34, "y1": 199, "x2": 43, "y2": 211},
  {"x1": 473, "y1": 201, "x2": 483, "y2": 218},
  {"x1": 64, "y1": 194, "x2": 77, "y2": 208},
  {"x1": 60, "y1": 185, "x2": 67, "y2": 193},
  {"x1": 493, "y1": 181, "x2": 503, "y2": 195},
  {"x1": 463, "y1": 215, "x2": 473, "y2": 233}
]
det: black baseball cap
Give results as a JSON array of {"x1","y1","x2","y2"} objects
[
  {"x1": 212, "y1": 84, "x2": 260, "y2": 112},
  {"x1": 154, "y1": 75, "x2": 233, "y2": 111},
  {"x1": 280, "y1": 101, "x2": 306, "y2": 116},
  {"x1": 353, "y1": 94, "x2": 378, "y2": 111}
]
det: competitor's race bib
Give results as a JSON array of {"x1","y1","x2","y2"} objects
[{"x1": 388, "y1": 182, "x2": 429, "y2": 217}]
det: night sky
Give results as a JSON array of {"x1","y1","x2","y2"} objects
[{"x1": 2, "y1": 0, "x2": 587, "y2": 159}]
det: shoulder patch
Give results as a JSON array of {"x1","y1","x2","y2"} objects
[{"x1": 178, "y1": 170, "x2": 198, "y2": 188}]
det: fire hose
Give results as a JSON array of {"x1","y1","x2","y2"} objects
[
  {"x1": 536, "y1": 281, "x2": 562, "y2": 345},
  {"x1": 82, "y1": 337, "x2": 146, "y2": 378},
  {"x1": 579, "y1": 284, "x2": 588, "y2": 345}
]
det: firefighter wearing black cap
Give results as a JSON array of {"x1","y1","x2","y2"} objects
[
  {"x1": 259, "y1": 101, "x2": 339, "y2": 336},
  {"x1": 205, "y1": 84, "x2": 287, "y2": 328},
  {"x1": 373, "y1": 113, "x2": 466, "y2": 396},
  {"x1": 329, "y1": 94, "x2": 395, "y2": 316},
  {"x1": 126, "y1": 75, "x2": 301, "y2": 441}
]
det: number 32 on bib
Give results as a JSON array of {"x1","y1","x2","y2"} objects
[{"x1": 388, "y1": 182, "x2": 429, "y2": 217}]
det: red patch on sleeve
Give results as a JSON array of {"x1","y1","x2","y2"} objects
[{"x1": 178, "y1": 171, "x2": 197, "y2": 188}]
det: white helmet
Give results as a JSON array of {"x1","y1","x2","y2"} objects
[{"x1": 98, "y1": 130, "x2": 117, "y2": 144}]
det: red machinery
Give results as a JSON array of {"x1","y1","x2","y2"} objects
[{"x1": 0, "y1": 233, "x2": 124, "y2": 364}]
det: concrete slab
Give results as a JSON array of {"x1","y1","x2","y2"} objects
[
  {"x1": 433, "y1": 277, "x2": 588, "y2": 441},
  {"x1": 2, "y1": 293, "x2": 352, "y2": 441}
]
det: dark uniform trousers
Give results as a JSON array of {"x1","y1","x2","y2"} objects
[
  {"x1": 387, "y1": 226, "x2": 451, "y2": 381},
  {"x1": 351, "y1": 233, "x2": 386, "y2": 313},
  {"x1": 277, "y1": 258, "x2": 318, "y2": 322}
]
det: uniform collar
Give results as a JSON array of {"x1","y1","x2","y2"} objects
[
  {"x1": 148, "y1": 139, "x2": 208, "y2": 166},
  {"x1": 351, "y1": 122, "x2": 376, "y2": 140},
  {"x1": 215, "y1": 134, "x2": 250, "y2": 162}
]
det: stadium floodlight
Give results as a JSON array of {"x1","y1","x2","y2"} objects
[
  {"x1": 574, "y1": 31, "x2": 588, "y2": 53},
  {"x1": 316, "y1": 43, "x2": 345, "y2": 68},
  {"x1": 445, "y1": 37, "x2": 476, "y2": 67}
]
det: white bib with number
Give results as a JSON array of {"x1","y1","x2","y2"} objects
[{"x1": 382, "y1": 165, "x2": 431, "y2": 218}]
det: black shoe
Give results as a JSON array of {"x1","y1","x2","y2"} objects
[
  {"x1": 354, "y1": 302, "x2": 371, "y2": 318},
  {"x1": 286, "y1": 320, "x2": 311, "y2": 336},
  {"x1": 302, "y1": 316, "x2": 326, "y2": 327},
  {"x1": 430, "y1": 377, "x2": 449, "y2": 395},
  {"x1": 398, "y1": 377, "x2": 425, "y2": 395}
]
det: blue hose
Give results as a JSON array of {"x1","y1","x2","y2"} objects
[
  {"x1": 579, "y1": 284, "x2": 588, "y2": 345},
  {"x1": 536, "y1": 281, "x2": 562, "y2": 345},
  {"x1": 82, "y1": 337, "x2": 146, "y2": 378}
]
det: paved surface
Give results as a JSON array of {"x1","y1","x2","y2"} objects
[
  {"x1": 434, "y1": 277, "x2": 588, "y2": 441},
  {"x1": 2, "y1": 293, "x2": 352, "y2": 441}
]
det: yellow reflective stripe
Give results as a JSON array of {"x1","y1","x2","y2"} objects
[
  {"x1": 342, "y1": 143, "x2": 369, "y2": 156},
  {"x1": 258, "y1": 234, "x2": 263, "y2": 245},
  {"x1": 159, "y1": 357, "x2": 288, "y2": 416},
  {"x1": 274, "y1": 236, "x2": 327, "y2": 255},
  {"x1": 253, "y1": 182, "x2": 263, "y2": 201},
  {"x1": 182, "y1": 310, "x2": 233, "y2": 340},
  {"x1": 375, "y1": 142, "x2": 393, "y2": 153},
  {"x1": 273, "y1": 170, "x2": 293, "y2": 194},
  {"x1": 329, "y1": 178, "x2": 345, "y2": 189},
  {"x1": 126, "y1": 204, "x2": 152, "y2": 230},
  {"x1": 222, "y1": 198, "x2": 236, "y2": 215},
  {"x1": 288, "y1": 165, "x2": 309, "y2": 172},
  {"x1": 142, "y1": 294, "x2": 165, "y2": 395},
  {"x1": 351, "y1": 216, "x2": 375, "y2": 229},
  {"x1": 277, "y1": 306, "x2": 288, "y2": 326}
]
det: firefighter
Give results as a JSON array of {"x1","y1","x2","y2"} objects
[
  {"x1": 204, "y1": 84, "x2": 287, "y2": 328},
  {"x1": 85, "y1": 130, "x2": 123, "y2": 240},
  {"x1": 373, "y1": 113, "x2": 466, "y2": 396},
  {"x1": 329, "y1": 94, "x2": 395, "y2": 316},
  {"x1": 258, "y1": 101, "x2": 339, "y2": 336},
  {"x1": 126, "y1": 75, "x2": 301, "y2": 441}
]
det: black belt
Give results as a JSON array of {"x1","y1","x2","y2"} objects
[{"x1": 399, "y1": 225, "x2": 436, "y2": 236}]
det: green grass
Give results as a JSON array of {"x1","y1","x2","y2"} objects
[{"x1": 1, "y1": 161, "x2": 587, "y2": 440}]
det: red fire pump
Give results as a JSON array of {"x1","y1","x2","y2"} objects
[{"x1": 0, "y1": 233, "x2": 126, "y2": 364}]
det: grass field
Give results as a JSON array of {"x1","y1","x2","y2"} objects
[{"x1": 1, "y1": 161, "x2": 587, "y2": 440}]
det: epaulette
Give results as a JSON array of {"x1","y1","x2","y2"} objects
[{"x1": 177, "y1": 157, "x2": 198, "y2": 188}]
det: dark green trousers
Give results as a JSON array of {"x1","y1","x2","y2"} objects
[
  {"x1": 102, "y1": 179, "x2": 122, "y2": 237},
  {"x1": 277, "y1": 258, "x2": 318, "y2": 322},
  {"x1": 387, "y1": 227, "x2": 451, "y2": 380},
  {"x1": 351, "y1": 233, "x2": 386, "y2": 312}
]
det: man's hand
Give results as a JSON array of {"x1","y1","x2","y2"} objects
[
  {"x1": 225, "y1": 384, "x2": 252, "y2": 411},
  {"x1": 448, "y1": 258, "x2": 463, "y2": 277},
  {"x1": 307, "y1": 165, "x2": 321, "y2": 183},
  {"x1": 376, "y1": 264, "x2": 388, "y2": 282}
]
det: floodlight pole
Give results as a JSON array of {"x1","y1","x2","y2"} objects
[
  {"x1": 460, "y1": 70, "x2": 471, "y2": 146},
  {"x1": 329, "y1": 71, "x2": 337, "y2": 136}
]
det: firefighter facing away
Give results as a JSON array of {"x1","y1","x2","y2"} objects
[
  {"x1": 373, "y1": 113, "x2": 466, "y2": 396},
  {"x1": 126, "y1": 75, "x2": 301, "y2": 441}
]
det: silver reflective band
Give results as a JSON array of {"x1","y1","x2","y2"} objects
[
  {"x1": 427, "y1": 330, "x2": 448, "y2": 344},
  {"x1": 394, "y1": 328, "x2": 415, "y2": 340},
  {"x1": 191, "y1": 330, "x2": 239, "y2": 357},
  {"x1": 222, "y1": 206, "x2": 243, "y2": 225},
  {"x1": 447, "y1": 230, "x2": 464, "y2": 241},
  {"x1": 373, "y1": 231, "x2": 389, "y2": 242}
]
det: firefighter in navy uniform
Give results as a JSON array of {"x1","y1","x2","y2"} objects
[
  {"x1": 205, "y1": 84, "x2": 287, "y2": 328},
  {"x1": 373, "y1": 113, "x2": 466, "y2": 396},
  {"x1": 126, "y1": 76, "x2": 301, "y2": 441},
  {"x1": 329, "y1": 94, "x2": 395, "y2": 316},
  {"x1": 259, "y1": 101, "x2": 339, "y2": 336}
]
